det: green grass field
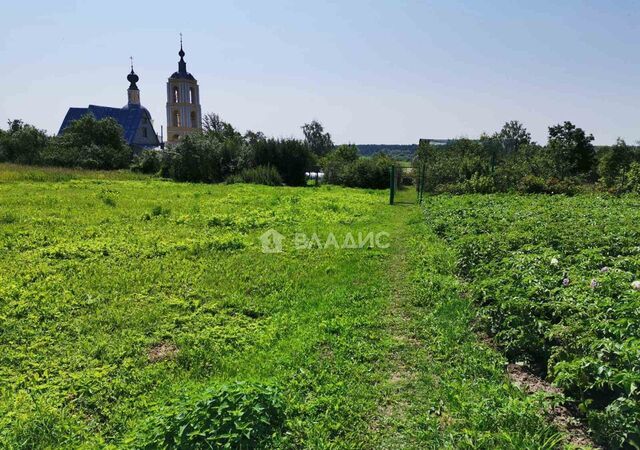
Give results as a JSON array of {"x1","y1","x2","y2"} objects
[{"x1": 0, "y1": 164, "x2": 599, "y2": 449}]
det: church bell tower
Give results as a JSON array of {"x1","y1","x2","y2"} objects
[{"x1": 166, "y1": 35, "x2": 202, "y2": 144}]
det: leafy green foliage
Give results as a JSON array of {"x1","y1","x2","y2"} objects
[
  {"x1": 0, "y1": 119, "x2": 49, "y2": 165},
  {"x1": 323, "y1": 147, "x2": 392, "y2": 189},
  {"x1": 499, "y1": 120, "x2": 533, "y2": 152},
  {"x1": 301, "y1": 120, "x2": 333, "y2": 157},
  {"x1": 615, "y1": 162, "x2": 640, "y2": 194},
  {"x1": 138, "y1": 382, "x2": 284, "y2": 449},
  {"x1": 46, "y1": 114, "x2": 132, "y2": 169},
  {"x1": 413, "y1": 120, "x2": 636, "y2": 194},
  {"x1": 425, "y1": 194, "x2": 640, "y2": 448},
  {"x1": 252, "y1": 138, "x2": 313, "y2": 186},
  {"x1": 356, "y1": 144, "x2": 417, "y2": 161},
  {"x1": 163, "y1": 115, "x2": 313, "y2": 186},
  {"x1": 547, "y1": 121, "x2": 595, "y2": 179},
  {"x1": 226, "y1": 165, "x2": 283, "y2": 186},
  {"x1": 131, "y1": 150, "x2": 162, "y2": 174},
  {"x1": 597, "y1": 139, "x2": 633, "y2": 188},
  {"x1": 161, "y1": 133, "x2": 252, "y2": 183}
]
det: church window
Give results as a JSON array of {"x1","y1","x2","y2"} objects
[
  {"x1": 189, "y1": 87, "x2": 195, "y2": 104},
  {"x1": 190, "y1": 111, "x2": 197, "y2": 128},
  {"x1": 173, "y1": 110, "x2": 181, "y2": 127},
  {"x1": 142, "y1": 127, "x2": 148, "y2": 138},
  {"x1": 173, "y1": 86, "x2": 179, "y2": 103}
]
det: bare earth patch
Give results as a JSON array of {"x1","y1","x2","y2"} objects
[
  {"x1": 507, "y1": 363, "x2": 600, "y2": 449},
  {"x1": 476, "y1": 310, "x2": 599, "y2": 448},
  {"x1": 148, "y1": 342, "x2": 179, "y2": 363}
]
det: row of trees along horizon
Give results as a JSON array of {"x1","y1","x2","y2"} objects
[{"x1": 1, "y1": 114, "x2": 639, "y2": 194}]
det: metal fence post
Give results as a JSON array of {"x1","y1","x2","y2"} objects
[
  {"x1": 419, "y1": 162, "x2": 426, "y2": 205},
  {"x1": 416, "y1": 164, "x2": 423, "y2": 204}
]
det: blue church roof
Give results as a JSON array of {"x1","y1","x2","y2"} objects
[{"x1": 58, "y1": 104, "x2": 150, "y2": 145}]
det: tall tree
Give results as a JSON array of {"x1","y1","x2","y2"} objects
[
  {"x1": 547, "y1": 121, "x2": 595, "y2": 178},
  {"x1": 244, "y1": 130, "x2": 266, "y2": 148},
  {"x1": 499, "y1": 120, "x2": 532, "y2": 153},
  {"x1": 302, "y1": 120, "x2": 333, "y2": 157},
  {"x1": 253, "y1": 138, "x2": 313, "y2": 186},
  {"x1": 202, "y1": 113, "x2": 224, "y2": 134},
  {"x1": 598, "y1": 138, "x2": 633, "y2": 187},
  {"x1": 202, "y1": 112, "x2": 242, "y2": 141}
]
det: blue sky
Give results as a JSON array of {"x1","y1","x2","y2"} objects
[{"x1": 1, "y1": 0, "x2": 638, "y2": 144}]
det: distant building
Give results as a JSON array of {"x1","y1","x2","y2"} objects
[
  {"x1": 166, "y1": 37, "x2": 202, "y2": 144},
  {"x1": 58, "y1": 62, "x2": 160, "y2": 149}
]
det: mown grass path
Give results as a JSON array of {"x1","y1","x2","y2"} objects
[{"x1": 372, "y1": 203, "x2": 573, "y2": 449}]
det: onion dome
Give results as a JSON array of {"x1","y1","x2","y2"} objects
[
  {"x1": 127, "y1": 57, "x2": 139, "y2": 90},
  {"x1": 170, "y1": 34, "x2": 196, "y2": 80}
]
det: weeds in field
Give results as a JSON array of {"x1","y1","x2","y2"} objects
[
  {"x1": 0, "y1": 176, "x2": 391, "y2": 448},
  {"x1": 136, "y1": 382, "x2": 284, "y2": 449}
]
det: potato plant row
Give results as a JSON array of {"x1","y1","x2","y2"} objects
[{"x1": 425, "y1": 194, "x2": 640, "y2": 449}]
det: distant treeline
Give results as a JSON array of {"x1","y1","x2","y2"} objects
[
  {"x1": 356, "y1": 144, "x2": 417, "y2": 160},
  {"x1": 4, "y1": 115, "x2": 639, "y2": 193},
  {"x1": 416, "y1": 120, "x2": 640, "y2": 194},
  {"x1": 0, "y1": 115, "x2": 393, "y2": 189}
]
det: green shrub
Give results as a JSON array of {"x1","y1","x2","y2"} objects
[
  {"x1": 158, "y1": 126, "x2": 312, "y2": 187},
  {"x1": 517, "y1": 175, "x2": 546, "y2": 194},
  {"x1": 323, "y1": 145, "x2": 355, "y2": 185},
  {"x1": 413, "y1": 121, "x2": 612, "y2": 194},
  {"x1": 323, "y1": 151, "x2": 392, "y2": 189},
  {"x1": 151, "y1": 205, "x2": 170, "y2": 217},
  {"x1": 588, "y1": 397, "x2": 640, "y2": 450},
  {"x1": 253, "y1": 138, "x2": 313, "y2": 187},
  {"x1": 0, "y1": 120, "x2": 49, "y2": 165},
  {"x1": 516, "y1": 176, "x2": 577, "y2": 195},
  {"x1": 162, "y1": 133, "x2": 252, "y2": 183},
  {"x1": 341, "y1": 155, "x2": 391, "y2": 189},
  {"x1": 543, "y1": 177, "x2": 578, "y2": 195},
  {"x1": 597, "y1": 139, "x2": 634, "y2": 187},
  {"x1": 138, "y1": 382, "x2": 284, "y2": 449},
  {"x1": 433, "y1": 182, "x2": 466, "y2": 195},
  {"x1": 100, "y1": 195, "x2": 116, "y2": 207},
  {"x1": 616, "y1": 161, "x2": 640, "y2": 193},
  {"x1": 431, "y1": 173, "x2": 495, "y2": 194},
  {"x1": 464, "y1": 173, "x2": 496, "y2": 193},
  {"x1": 131, "y1": 150, "x2": 162, "y2": 174},
  {"x1": 547, "y1": 121, "x2": 595, "y2": 178},
  {"x1": 44, "y1": 115, "x2": 132, "y2": 169},
  {"x1": 226, "y1": 165, "x2": 283, "y2": 186}
]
